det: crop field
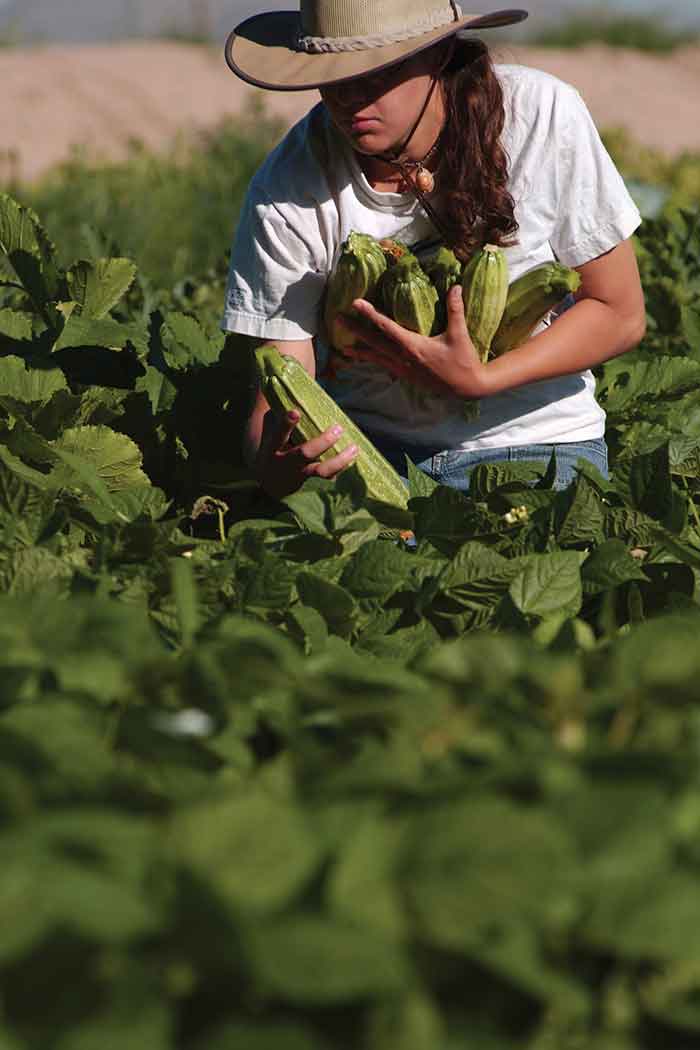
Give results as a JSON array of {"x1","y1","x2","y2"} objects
[{"x1": 1, "y1": 113, "x2": 700, "y2": 1049}]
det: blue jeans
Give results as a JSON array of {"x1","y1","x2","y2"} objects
[{"x1": 369, "y1": 436, "x2": 609, "y2": 491}]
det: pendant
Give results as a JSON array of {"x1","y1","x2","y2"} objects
[{"x1": 415, "y1": 166, "x2": 435, "y2": 194}]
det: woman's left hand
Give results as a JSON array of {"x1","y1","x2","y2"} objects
[{"x1": 337, "y1": 284, "x2": 490, "y2": 400}]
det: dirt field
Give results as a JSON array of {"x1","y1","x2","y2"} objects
[{"x1": 2, "y1": 39, "x2": 699, "y2": 183}]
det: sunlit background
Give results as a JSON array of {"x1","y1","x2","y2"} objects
[{"x1": 0, "y1": 0, "x2": 698, "y2": 43}]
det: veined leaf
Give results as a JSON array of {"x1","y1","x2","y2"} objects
[
  {"x1": 340, "y1": 540, "x2": 416, "y2": 601},
  {"x1": 406, "y1": 456, "x2": 437, "y2": 498},
  {"x1": 66, "y1": 257, "x2": 137, "y2": 320},
  {"x1": 50, "y1": 425, "x2": 150, "y2": 493},
  {"x1": 0, "y1": 546, "x2": 82, "y2": 596},
  {"x1": 0, "y1": 192, "x2": 55, "y2": 263},
  {"x1": 0, "y1": 442, "x2": 53, "y2": 490},
  {"x1": 0, "y1": 354, "x2": 68, "y2": 405},
  {"x1": 509, "y1": 550, "x2": 583, "y2": 620},
  {"x1": 581, "y1": 539, "x2": 649, "y2": 595},
  {"x1": 135, "y1": 364, "x2": 177, "y2": 415},
  {"x1": 160, "y1": 311, "x2": 224, "y2": 371},
  {"x1": 0, "y1": 192, "x2": 59, "y2": 306},
  {"x1": 599, "y1": 354, "x2": 700, "y2": 415},
  {"x1": 0, "y1": 308, "x2": 33, "y2": 342},
  {"x1": 53, "y1": 313, "x2": 147, "y2": 355},
  {"x1": 420, "y1": 542, "x2": 520, "y2": 629},
  {"x1": 296, "y1": 571, "x2": 358, "y2": 639},
  {"x1": 614, "y1": 442, "x2": 673, "y2": 522}
]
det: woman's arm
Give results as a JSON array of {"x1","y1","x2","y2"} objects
[
  {"x1": 245, "y1": 337, "x2": 359, "y2": 499},
  {"x1": 343, "y1": 238, "x2": 646, "y2": 400},
  {"x1": 479, "y1": 239, "x2": 646, "y2": 397}
]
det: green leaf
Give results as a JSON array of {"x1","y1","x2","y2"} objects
[
  {"x1": 0, "y1": 308, "x2": 33, "y2": 341},
  {"x1": 411, "y1": 485, "x2": 473, "y2": 554},
  {"x1": 160, "y1": 311, "x2": 224, "y2": 370},
  {"x1": 406, "y1": 797, "x2": 575, "y2": 952},
  {"x1": 246, "y1": 915, "x2": 408, "y2": 1003},
  {"x1": 175, "y1": 787, "x2": 321, "y2": 915},
  {"x1": 0, "y1": 546, "x2": 82, "y2": 596},
  {"x1": 586, "y1": 869, "x2": 700, "y2": 962},
  {"x1": 0, "y1": 354, "x2": 68, "y2": 404},
  {"x1": 0, "y1": 192, "x2": 54, "y2": 263},
  {"x1": 50, "y1": 425, "x2": 150, "y2": 493},
  {"x1": 171, "y1": 557, "x2": 200, "y2": 646},
  {"x1": 339, "y1": 540, "x2": 415, "y2": 601},
  {"x1": 469, "y1": 459, "x2": 546, "y2": 497},
  {"x1": 54, "y1": 1003, "x2": 171, "y2": 1050},
  {"x1": 508, "y1": 551, "x2": 583, "y2": 620},
  {"x1": 406, "y1": 456, "x2": 437, "y2": 498},
  {"x1": 600, "y1": 354, "x2": 700, "y2": 414},
  {"x1": 420, "y1": 542, "x2": 521, "y2": 631},
  {"x1": 52, "y1": 313, "x2": 146, "y2": 354},
  {"x1": 0, "y1": 461, "x2": 56, "y2": 547},
  {"x1": 367, "y1": 989, "x2": 445, "y2": 1050},
  {"x1": 135, "y1": 364, "x2": 177, "y2": 415},
  {"x1": 614, "y1": 443, "x2": 674, "y2": 522},
  {"x1": 327, "y1": 815, "x2": 407, "y2": 938},
  {"x1": 554, "y1": 475, "x2": 607, "y2": 547},
  {"x1": 0, "y1": 441, "x2": 52, "y2": 490},
  {"x1": 197, "y1": 1022, "x2": 326, "y2": 1050},
  {"x1": 581, "y1": 539, "x2": 649, "y2": 595},
  {"x1": 66, "y1": 257, "x2": 137, "y2": 320},
  {"x1": 296, "y1": 571, "x2": 358, "y2": 639},
  {"x1": 285, "y1": 604, "x2": 329, "y2": 655},
  {"x1": 284, "y1": 486, "x2": 331, "y2": 536}
]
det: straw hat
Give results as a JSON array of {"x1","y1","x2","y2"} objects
[{"x1": 225, "y1": 1, "x2": 528, "y2": 91}]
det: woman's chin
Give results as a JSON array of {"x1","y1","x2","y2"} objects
[{"x1": 349, "y1": 132, "x2": 391, "y2": 155}]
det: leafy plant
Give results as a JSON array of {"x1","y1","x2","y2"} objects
[{"x1": 2, "y1": 187, "x2": 700, "y2": 1049}]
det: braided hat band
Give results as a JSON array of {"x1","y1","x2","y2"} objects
[
  {"x1": 226, "y1": 3, "x2": 528, "y2": 92},
  {"x1": 297, "y1": 1, "x2": 464, "y2": 52}
]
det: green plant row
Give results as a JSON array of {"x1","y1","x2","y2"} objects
[{"x1": 1, "y1": 189, "x2": 700, "y2": 1047}]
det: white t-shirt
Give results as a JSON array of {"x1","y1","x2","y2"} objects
[{"x1": 222, "y1": 63, "x2": 642, "y2": 450}]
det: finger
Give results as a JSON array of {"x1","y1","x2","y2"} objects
[
  {"x1": 261, "y1": 407, "x2": 298, "y2": 454},
  {"x1": 302, "y1": 442, "x2": 359, "y2": 478},
  {"x1": 445, "y1": 284, "x2": 469, "y2": 340},
  {"x1": 350, "y1": 298, "x2": 420, "y2": 353},
  {"x1": 291, "y1": 423, "x2": 346, "y2": 463}
]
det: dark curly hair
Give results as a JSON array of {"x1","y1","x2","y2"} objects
[{"x1": 435, "y1": 37, "x2": 519, "y2": 261}]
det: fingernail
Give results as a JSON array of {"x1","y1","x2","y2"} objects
[
  {"x1": 348, "y1": 444, "x2": 358, "y2": 456},
  {"x1": 330, "y1": 424, "x2": 343, "y2": 437}
]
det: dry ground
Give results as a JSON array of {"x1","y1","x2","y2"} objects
[{"x1": 2, "y1": 40, "x2": 700, "y2": 183}]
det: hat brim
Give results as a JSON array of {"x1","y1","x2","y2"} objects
[{"x1": 225, "y1": 9, "x2": 528, "y2": 91}]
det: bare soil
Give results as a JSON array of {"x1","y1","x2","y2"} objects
[{"x1": 2, "y1": 39, "x2": 699, "y2": 183}]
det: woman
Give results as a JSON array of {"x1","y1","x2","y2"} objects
[{"x1": 222, "y1": 0, "x2": 646, "y2": 498}]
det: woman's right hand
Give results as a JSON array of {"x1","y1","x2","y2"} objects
[{"x1": 255, "y1": 407, "x2": 359, "y2": 500}]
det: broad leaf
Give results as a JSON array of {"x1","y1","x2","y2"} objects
[
  {"x1": 66, "y1": 257, "x2": 137, "y2": 320},
  {"x1": 509, "y1": 550, "x2": 583, "y2": 619}
]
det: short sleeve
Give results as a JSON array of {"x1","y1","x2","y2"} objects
[
  {"x1": 221, "y1": 181, "x2": 327, "y2": 341},
  {"x1": 549, "y1": 85, "x2": 642, "y2": 267}
]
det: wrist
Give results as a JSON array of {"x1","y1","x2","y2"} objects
[{"x1": 452, "y1": 358, "x2": 493, "y2": 400}]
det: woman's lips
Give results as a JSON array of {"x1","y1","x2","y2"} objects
[{"x1": 350, "y1": 117, "x2": 379, "y2": 132}]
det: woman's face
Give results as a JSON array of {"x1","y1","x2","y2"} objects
[{"x1": 320, "y1": 50, "x2": 442, "y2": 157}]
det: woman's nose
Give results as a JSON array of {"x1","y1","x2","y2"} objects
[{"x1": 325, "y1": 78, "x2": 374, "y2": 111}]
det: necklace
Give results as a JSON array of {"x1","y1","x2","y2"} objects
[
  {"x1": 372, "y1": 134, "x2": 441, "y2": 194},
  {"x1": 397, "y1": 135, "x2": 441, "y2": 194}
]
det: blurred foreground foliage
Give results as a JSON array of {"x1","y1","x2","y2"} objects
[{"x1": 1, "y1": 104, "x2": 700, "y2": 1048}]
